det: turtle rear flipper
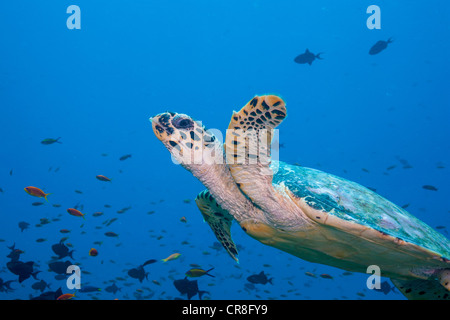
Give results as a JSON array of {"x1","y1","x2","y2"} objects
[
  {"x1": 391, "y1": 278, "x2": 450, "y2": 300},
  {"x1": 195, "y1": 190, "x2": 239, "y2": 262}
]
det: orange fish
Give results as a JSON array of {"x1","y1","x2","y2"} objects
[
  {"x1": 96, "y1": 175, "x2": 111, "y2": 182},
  {"x1": 89, "y1": 248, "x2": 98, "y2": 256},
  {"x1": 24, "y1": 186, "x2": 51, "y2": 201},
  {"x1": 161, "y1": 253, "x2": 181, "y2": 262},
  {"x1": 57, "y1": 293, "x2": 75, "y2": 300},
  {"x1": 67, "y1": 208, "x2": 85, "y2": 219}
]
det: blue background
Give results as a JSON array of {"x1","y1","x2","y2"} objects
[{"x1": 0, "y1": 1, "x2": 448, "y2": 300}]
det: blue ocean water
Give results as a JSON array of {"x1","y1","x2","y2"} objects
[{"x1": 0, "y1": 1, "x2": 449, "y2": 300}]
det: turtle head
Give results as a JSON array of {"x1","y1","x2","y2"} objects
[{"x1": 150, "y1": 112, "x2": 223, "y2": 171}]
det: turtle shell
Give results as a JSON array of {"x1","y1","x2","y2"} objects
[{"x1": 267, "y1": 161, "x2": 450, "y2": 277}]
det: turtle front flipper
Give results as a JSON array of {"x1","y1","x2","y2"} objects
[
  {"x1": 225, "y1": 95, "x2": 299, "y2": 226},
  {"x1": 195, "y1": 190, "x2": 239, "y2": 262},
  {"x1": 225, "y1": 95, "x2": 286, "y2": 174}
]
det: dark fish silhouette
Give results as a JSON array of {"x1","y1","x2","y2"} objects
[
  {"x1": 173, "y1": 277, "x2": 209, "y2": 300},
  {"x1": 105, "y1": 283, "x2": 121, "y2": 294},
  {"x1": 31, "y1": 280, "x2": 51, "y2": 293},
  {"x1": 18, "y1": 222, "x2": 30, "y2": 232},
  {"x1": 0, "y1": 278, "x2": 16, "y2": 292},
  {"x1": 247, "y1": 271, "x2": 273, "y2": 285},
  {"x1": 105, "y1": 231, "x2": 119, "y2": 237},
  {"x1": 142, "y1": 259, "x2": 157, "y2": 267},
  {"x1": 7, "y1": 260, "x2": 40, "y2": 283},
  {"x1": 119, "y1": 154, "x2": 132, "y2": 161},
  {"x1": 48, "y1": 260, "x2": 72, "y2": 275},
  {"x1": 422, "y1": 185, "x2": 438, "y2": 191},
  {"x1": 51, "y1": 240, "x2": 74, "y2": 259},
  {"x1": 79, "y1": 285, "x2": 101, "y2": 293},
  {"x1": 369, "y1": 38, "x2": 393, "y2": 55},
  {"x1": 127, "y1": 265, "x2": 148, "y2": 283},
  {"x1": 41, "y1": 137, "x2": 62, "y2": 145},
  {"x1": 373, "y1": 280, "x2": 398, "y2": 295},
  {"x1": 127, "y1": 259, "x2": 156, "y2": 282},
  {"x1": 30, "y1": 287, "x2": 63, "y2": 300},
  {"x1": 294, "y1": 49, "x2": 323, "y2": 65},
  {"x1": 7, "y1": 243, "x2": 24, "y2": 262}
]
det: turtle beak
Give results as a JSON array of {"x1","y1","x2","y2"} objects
[
  {"x1": 150, "y1": 115, "x2": 162, "y2": 139},
  {"x1": 150, "y1": 113, "x2": 174, "y2": 141},
  {"x1": 150, "y1": 113, "x2": 165, "y2": 127}
]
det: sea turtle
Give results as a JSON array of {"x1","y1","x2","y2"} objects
[{"x1": 150, "y1": 95, "x2": 450, "y2": 300}]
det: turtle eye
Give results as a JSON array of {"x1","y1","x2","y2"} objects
[
  {"x1": 173, "y1": 116, "x2": 193, "y2": 129},
  {"x1": 178, "y1": 119, "x2": 192, "y2": 128}
]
